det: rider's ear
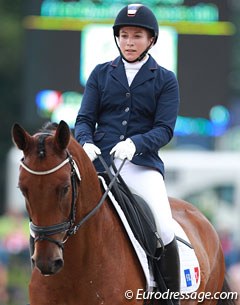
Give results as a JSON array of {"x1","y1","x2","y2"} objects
[
  {"x1": 54, "y1": 120, "x2": 70, "y2": 151},
  {"x1": 12, "y1": 123, "x2": 33, "y2": 152}
]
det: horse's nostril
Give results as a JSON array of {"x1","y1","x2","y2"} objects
[
  {"x1": 35, "y1": 257, "x2": 64, "y2": 275},
  {"x1": 54, "y1": 258, "x2": 64, "y2": 272}
]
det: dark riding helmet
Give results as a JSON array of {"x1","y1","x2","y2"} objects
[{"x1": 113, "y1": 4, "x2": 159, "y2": 44}]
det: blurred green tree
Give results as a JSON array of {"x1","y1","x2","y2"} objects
[{"x1": 0, "y1": 0, "x2": 23, "y2": 214}]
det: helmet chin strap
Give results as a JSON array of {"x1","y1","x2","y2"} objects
[{"x1": 114, "y1": 36, "x2": 153, "y2": 63}]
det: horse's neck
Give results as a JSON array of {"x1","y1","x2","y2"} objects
[
  {"x1": 67, "y1": 151, "x2": 135, "y2": 264},
  {"x1": 72, "y1": 144, "x2": 103, "y2": 216},
  {"x1": 80, "y1": 167, "x2": 102, "y2": 211},
  {"x1": 64, "y1": 183, "x2": 115, "y2": 267}
]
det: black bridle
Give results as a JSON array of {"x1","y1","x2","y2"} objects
[
  {"x1": 27, "y1": 152, "x2": 80, "y2": 249},
  {"x1": 21, "y1": 152, "x2": 126, "y2": 250}
]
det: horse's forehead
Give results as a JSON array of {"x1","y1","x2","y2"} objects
[
  {"x1": 30, "y1": 133, "x2": 55, "y2": 158},
  {"x1": 20, "y1": 133, "x2": 71, "y2": 174}
]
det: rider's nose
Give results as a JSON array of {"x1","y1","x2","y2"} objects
[{"x1": 127, "y1": 38, "x2": 134, "y2": 46}]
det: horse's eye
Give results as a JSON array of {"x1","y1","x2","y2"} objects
[{"x1": 62, "y1": 185, "x2": 70, "y2": 196}]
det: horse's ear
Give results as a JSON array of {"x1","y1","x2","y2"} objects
[
  {"x1": 11, "y1": 123, "x2": 32, "y2": 151},
  {"x1": 54, "y1": 120, "x2": 70, "y2": 151}
]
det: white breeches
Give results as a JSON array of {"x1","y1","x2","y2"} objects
[{"x1": 112, "y1": 159, "x2": 175, "y2": 246}]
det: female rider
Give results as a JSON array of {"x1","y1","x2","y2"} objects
[{"x1": 75, "y1": 4, "x2": 180, "y2": 303}]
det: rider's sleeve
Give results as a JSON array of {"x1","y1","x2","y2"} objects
[{"x1": 74, "y1": 66, "x2": 100, "y2": 146}]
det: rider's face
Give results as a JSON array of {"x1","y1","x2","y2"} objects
[{"x1": 118, "y1": 26, "x2": 153, "y2": 62}]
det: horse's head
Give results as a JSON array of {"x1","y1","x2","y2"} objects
[{"x1": 11, "y1": 120, "x2": 83, "y2": 275}]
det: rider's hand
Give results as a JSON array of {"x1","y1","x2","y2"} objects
[
  {"x1": 110, "y1": 138, "x2": 136, "y2": 161},
  {"x1": 83, "y1": 143, "x2": 101, "y2": 161}
]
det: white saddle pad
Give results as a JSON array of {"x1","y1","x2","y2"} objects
[
  {"x1": 173, "y1": 220, "x2": 201, "y2": 293},
  {"x1": 99, "y1": 176, "x2": 200, "y2": 293}
]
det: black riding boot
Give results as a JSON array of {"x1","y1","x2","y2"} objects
[{"x1": 155, "y1": 237, "x2": 180, "y2": 305}]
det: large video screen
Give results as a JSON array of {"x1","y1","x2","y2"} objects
[
  {"x1": 22, "y1": 0, "x2": 234, "y2": 137},
  {"x1": 80, "y1": 24, "x2": 177, "y2": 86}
]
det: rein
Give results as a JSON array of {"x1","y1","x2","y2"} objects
[{"x1": 21, "y1": 152, "x2": 126, "y2": 249}]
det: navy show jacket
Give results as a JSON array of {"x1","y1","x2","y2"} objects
[{"x1": 74, "y1": 55, "x2": 180, "y2": 175}]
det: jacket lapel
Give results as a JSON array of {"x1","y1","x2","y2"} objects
[
  {"x1": 130, "y1": 55, "x2": 158, "y2": 89},
  {"x1": 110, "y1": 57, "x2": 129, "y2": 90}
]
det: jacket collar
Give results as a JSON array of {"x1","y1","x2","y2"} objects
[{"x1": 110, "y1": 55, "x2": 158, "y2": 90}]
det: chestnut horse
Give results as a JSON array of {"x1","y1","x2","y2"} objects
[{"x1": 12, "y1": 121, "x2": 232, "y2": 305}]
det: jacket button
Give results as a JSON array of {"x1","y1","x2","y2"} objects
[
  {"x1": 125, "y1": 107, "x2": 130, "y2": 112},
  {"x1": 119, "y1": 135, "x2": 124, "y2": 140},
  {"x1": 126, "y1": 92, "x2": 130, "y2": 98},
  {"x1": 122, "y1": 120, "x2": 127, "y2": 126}
]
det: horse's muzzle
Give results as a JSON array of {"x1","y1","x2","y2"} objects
[{"x1": 32, "y1": 255, "x2": 64, "y2": 275}]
